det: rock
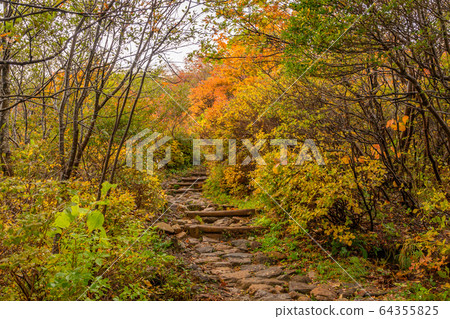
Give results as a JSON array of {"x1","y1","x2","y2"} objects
[
  {"x1": 211, "y1": 261, "x2": 232, "y2": 268},
  {"x1": 248, "y1": 284, "x2": 276, "y2": 295},
  {"x1": 174, "y1": 219, "x2": 188, "y2": 225},
  {"x1": 289, "y1": 281, "x2": 316, "y2": 294},
  {"x1": 202, "y1": 236, "x2": 219, "y2": 243},
  {"x1": 155, "y1": 222, "x2": 174, "y2": 233},
  {"x1": 186, "y1": 238, "x2": 200, "y2": 245},
  {"x1": 195, "y1": 244, "x2": 215, "y2": 254},
  {"x1": 298, "y1": 294, "x2": 312, "y2": 301},
  {"x1": 311, "y1": 285, "x2": 338, "y2": 301},
  {"x1": 254, "y1": 266, "x2": 283, "y2": 278},
  {"x1": 172, "y1": 224, "x2": 182, "y2": 233},
  {"x1": 223, "y1": 252, "x2": 253, "y2": 259},
  {"x1": 213, "y1": 217, "x2": 233, "y2": 226},
  {"x1": 202, "y1": 217, "x2": 219, "y2": 223},
  {"x1": 341, "y1": 287, "x2": 357, "y2": 298},
  {"x1": 210, "y1": 250, "x2": 226, "y2": 256},
  {"x1": 289, "y1": 291, "x2": 311, "y2": 301},
  {"x1": 214, "y1": 243, "x2": 231, "y2": 250},
  {"x1": 258, "y1": 293, "x2": 292, "y2": 301},
  {"x1": 241, "y1": 264, "x2": 267, "y2": 272},
  {"x1": 231, "y1": 239, "x2": 250, "y2": 251},
  {"x1": 254, "y1": 289, "x2": 271, "y2": 298},
  {"x1": 222, "y1": 248, "x2": 240, "y2": 254},
  {"x1": 188, "y1": 226, "x2": 201, "y2": 238},
  {"x1": 274, "y1": 285, "x2": 285, "y2": 293},
  {"x1": 227, "y1": 257, "x2": 252, "y2": 266},
  {"x1": 209, "y1": 267, "x2": 233, "y2": 275},
  {"x1": 192, "y1": 270, "x2": 216, "y2": 282},
  {"x1": 239, "y1": 277, "x2": 284, "y2": 289},
  {"x1": 285, "y1": 269, "x2": 296, "y2": 276},
  {"x1": 291, "y1": 275, "x2": 312, "y2": 283},
  {"x1": 195, "y1": 257, "x2": 221, "y2": 264},
  {"x1": 276, "y1": 274, "x2": 291, "y2": 281},
  {"x1": 267, "y1": 251, "x2": 287, "y2": 260},
  {"x1": 175, "y1": 231, "x2": 187, "y2": 239},
  {"x1": 220, "y1": 270, "x2": 251, "y2": 282},
  {"x1": 289, "y1": 291, "x2": 301, "y2": 299},
  {"x1": 253, "y1": 252, "x2": 271, "y2": 264},
  {"x1": 307, "y1": 270, "x2": 318, "y2": 280},
  {"x1": 201, "y1": 252, "x2": 221, "y2": 258},
  {"x1": 211, "y1": 250, "x2": 226, "y2": 256}
]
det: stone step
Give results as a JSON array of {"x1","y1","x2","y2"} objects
[
  {"x1": 185, "y1": 209, "x2": 255, "y2": 218},
  {"x1": 181, "y1": 176, "x2": 207, "y2": 182},
  {"x1": 168, "y1": 188, "x2": 203, "y2": 194},
  {"x1": 187, "y1": 225, "x2": 261, "y2": 237},
  {"x1": 170, "y1": 181, "x2": 204, "y2": 187}
]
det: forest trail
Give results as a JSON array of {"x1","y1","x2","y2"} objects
[{"x1": 156, "y1": 169, "x2": 377, "y2": 301}]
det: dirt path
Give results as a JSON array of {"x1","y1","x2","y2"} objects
[{"x1": 157, "y1": 169, "x2": 369, "y2": 301}]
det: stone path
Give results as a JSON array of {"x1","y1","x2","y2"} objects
[{"x1": 155, "y1": 169, "x2": 372, "y2": 301}]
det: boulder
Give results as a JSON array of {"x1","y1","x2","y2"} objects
[
  {"x1": 289, "y1": 291, "x2": 311, "y2": 301},
  {"x1": 195, "y1": 256, "x2": 220, "y2": 264},
  {"x1": 253, "y1": 251, "x2": 271, "y2": 264},
  {"x1": 195, "y1": 244, "x2": 215, "y2": 254},
  {"x1": 175, "y1": 231, "x2": 187, "y2": 239},
  {"x1": 239, "y1": 277, "x2": 284, "y2": 289},
  {"x1": 155, "y1": 222, "x2": 174, "y2": 233},
  {"x1": 211, "y1": 261, "x2": 232, "y2": 268},
  {"x1": 172, "y1": 224, "x2": 182, "y2": 233},
  {"x1": 248, "y1": 284, "x2": 276, "y2": 295},
  {"x1": 202, "y1": 217, "x2": 219, "y2": 223},
  {"x1": 231, "y1": 239, "x2": 250, "y2": 250},
  {"x1": 213, "y1": 217, "x2": 233, "y2": 226},
  {"x1": 223, "y1": 252, "x2": 253, "y2": 259},
  {"x1": 220, "y1": 270, "x2": 251, "y2": 282},
  {"x1": 228, "y1": 257, "x2": 252, "y2": 266},
  {"x1": 209, "y1": 267, "x2": 233, "y2": 275},
  {"x1": 254, "y1": 289, "x2": 271, "y2": 299},
  {"x1": 241, "y1": 264, "x2": 267, "y2": 272},
  {"x1": 307, "y1": 270, "x2": 318, "y2": 280},
  {"x1": 291, "y1": 275, "x2": 312, "y2": 283},
  {"x1": 254, "y1": 266, "x2": 283, "y2": 278},
  {"x1": 258, "y1": 293, "x2": 292, "y2": 301},
  {"x1": 202, "y1": 236, "x2": 219, "y2": 243},
  {"x1": 288, "y1": 281, "x2": 316, "y2": 294},
  {"x1": 311, "y1": 285, "x2": 338, "y2": 301}
]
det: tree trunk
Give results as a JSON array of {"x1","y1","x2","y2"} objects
[{"x1": 0, "y1": 2, "x2": 13, "y2": 176}]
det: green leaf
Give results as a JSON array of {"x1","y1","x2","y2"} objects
[
  {"x1": 87, "y1": 210, "x2": 104, "y2": 232},
  {"x1": 78, "y1": 207, "x2": 89, "y2": 216},
  {"x1": 70, "y1": 204, "x2": 80, "y2": 217},
  {"x1": 101, "y1": 182, "x2": 117, "y2": 197},
  {"x1": 71, "y1": 195, "x2": 80, "y2": 204},
  {"x1": 53, "y1": 210, "x2": 73, "y2": 229}
]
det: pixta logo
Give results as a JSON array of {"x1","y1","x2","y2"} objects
[
  {"x1": 126, "y1": 129, "x2": 172, "y2": 175},
  {"x1": 126, "y1": 130, "x2": 325, "y2": 175}
]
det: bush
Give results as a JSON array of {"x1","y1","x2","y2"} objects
[{"x1": 0, "y1": 177, "x2": 191, "y2": 300}]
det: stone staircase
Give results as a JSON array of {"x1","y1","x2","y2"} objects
[
  {"x1": 157, "y1": 169, "x2": 369, "y2": 301},
  {"x1": 165, "y1": 170, "x2": 261, "y2": 239}
]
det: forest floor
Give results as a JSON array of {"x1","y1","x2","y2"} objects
[{"x1": 154, "y1": 168, "x2": 398, "y2": 301}]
